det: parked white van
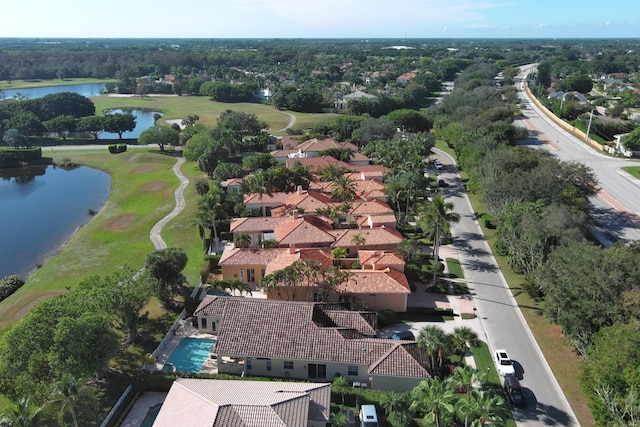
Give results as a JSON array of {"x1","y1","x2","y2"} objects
[{"x1": 359, "y1": 405, "x2": 378, "y2": 427}]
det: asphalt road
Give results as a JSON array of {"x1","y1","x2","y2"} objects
[
  {"x1": 515, "y1": 65, "x2": 640, "y2": 245},
  {"x1": 433, "y1": 154, "x2": 579, "y2": 426}
]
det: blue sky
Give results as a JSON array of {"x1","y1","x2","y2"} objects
[{"x1": 2, "y1": 0, "x2": 639, "y2": 39}]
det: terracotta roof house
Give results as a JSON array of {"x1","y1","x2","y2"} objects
[
  {"x1": 355, "y1": 214, "x2": 398, "y2": 229},
  {"x1": 274, "y1": 212, "x2": 336, "y2": 248},
  {"x1": 221, "y1": 177, "x2": 243, "y2": 194},
  {"x1": 193, "y1": 297, "x2": 431, "y2": 391},
  {"x1": 230, "y1": 217, "x2": 288, "y2": 247},
  {"x1": 218, "y1": 247, "x2": 287, "y2": 288},
  {"x1": 349, "y1": 200, "x2": 395, "y2": 217},
  {"x1": 329, "y1": 227, "x2": 403, "y2": 254},
  {"x1": 270, "y1": 149, "x2": 300, "y2": 162},
  {"x1": 153, "y1": 378, "x2": 331, "y2": 427},
  {"x1": 244, "y1": 192, "x2": 291, "y2": 216},
  {"x1": 265, "y1": 247, "x2": 334, "y2": 275},
  {"x1": 261, "y1": 247, "x2": 410, "y2": 311},
  {"x1": 285, "y1": 156, "x2": 356, "y2": 173},
  {"x1": 280, "y1": 135, "x2": 306, "y2": 150},
  {"x1": 296, "y1": 138, "x2": 359, "y2": 155},
  {"x1": 351, "y1": 179, "x2": 387, "y2": 202},
  {"x1": 341, "y1": 268, "x2": 411, "y2": 311},
  {"x1": 397, "y1": 72, "x2": 417, "y2": 85},
  {"x1": 273, "y1": 188, "x2": 334, "y2": 217}
]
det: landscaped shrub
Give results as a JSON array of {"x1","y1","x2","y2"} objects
[
  {"x1": 480, "y1": 213, "x2": 496, "y2": 229},
  {"x1": 108, "y1": 144, "x2": 127, "y2": 154},
  {"x1": 377, "y1": 309, "x2": 398, "y2": 328},
  {"x1": 0, "y1": 274, "x2": 25, "y2": 302}
]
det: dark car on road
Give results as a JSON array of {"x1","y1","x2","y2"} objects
[{"x1": 504, "y1": 375, "x2": 526, "y2": 407}]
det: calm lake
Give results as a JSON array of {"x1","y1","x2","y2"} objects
[
  {"x1": 0, "y1": 165, "x2": 111, "y2": 279},
  {"x1": 1, "y1": 83, "x2": 107, "y2": 99}
]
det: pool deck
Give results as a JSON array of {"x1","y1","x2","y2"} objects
[
  {"x1": 119, "y1": 392, "x2": 166, "y2": 427},
  {"x1": 150, "y1": 319, "x2": 217, "y2": 373}
]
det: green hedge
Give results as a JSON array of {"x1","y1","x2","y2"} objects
[
  {"x1": 0, "y1": 147, "x2": 42, "y2": 166},
  {"x1": 108, "y1": 144, "x2": 128, "y2": 154}
]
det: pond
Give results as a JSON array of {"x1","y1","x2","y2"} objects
[
  {"x1": 0, "y1": 164, "x2": 111, "y2": 279},
  {"x1": 104, "y1": 109, "x2": 163, "y2": 140},
  {"x1": 1, "y1": 83, "x2": 107, "y2": 100}
]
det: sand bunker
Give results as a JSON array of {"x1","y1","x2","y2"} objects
[
  {"x1": 142, "y1": 180, "x2": 165, "y2": 191},
  {"x1": 105, "y1": 213, "x2": 138, "y2": 231}
]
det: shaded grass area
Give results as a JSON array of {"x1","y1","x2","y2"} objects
[
  {"x1": 624, "y1": 166, "x2": 640, "y2": 180},
  {"x1": 91, "y1": 95, "x2": 338, "y2": 134},
  {"x1": 446, "y1": 257, "x2": 464, "y2": 279}
]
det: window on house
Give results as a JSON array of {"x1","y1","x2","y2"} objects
[
  {"x1": 267, "y1": 359, "x2": 272, "y2": 371},
  {"x1": 200, "y1": 318, "x2": 207, "y2": 328},
  {"x1": 261, "y1": 269, "x2": 266, "y2": 278},
  {"x1": 348, "y1": 365, "x2": 358, "y2": 376},
  {"x1": 313, "y1": 292, "x2": 322, "y2": 302},
  {"x1": 211, "y1": 321, "x2": 216, "y2": 332},
  {"x1": 240, "y1": 269, "x2": 244, "y2": 282},
  {"x1": 247, "y1": 359, "x2": 252, "y2": 370},
  {"x1": 247, "y1": 268, "x2": 256, "y2": 283},
  {"x1": 308, "y1": 363, "x2": 327, "y2": 379},
  {"x1": 284, "y1": 361, "x2": 294, "y2": 370}
]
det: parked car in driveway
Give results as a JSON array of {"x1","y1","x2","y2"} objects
[
  {"x1": 494, "y1": 349, "x2": 516, "y2": 376},
  {"x1": 433, "y1": 159, "x2": 444, "y2": 170},
  {"x1": 504, "y1": 375, "x2": 527, "y2": 407}
]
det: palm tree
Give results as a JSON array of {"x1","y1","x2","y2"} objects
[
  {"x1": 417, "y1": 325, "x2": 449, "y2": 377},
  {"x1": 330, "y1": 176, "x2": 356, "y2": 202},
  {"x1": 409, "y1": 379, "x2": 455, "y2": 427},
  {"x1": 469, "y1": 389, "x2": 506, "y2": 427},
  {"x1": 52, "y1": 374, "x2": 84, "y2": 427},
  {"x1": 350, "y1": 233, "x2": 365, "y2": 259},
  {"x1": 416, "y1": 194, "x2": 460, "y2": 285},
  {"x1": 196, "y1": 188, "x2": 224, "y2": 253},
  {"x1": 316, "y1": 164, "x2": 351, "y2": 182},
  {"x1": 384, "y1": 172, "x2": 407, "y2": 215},
  {"x1": 235, "y1": 233, "x2": 251, "y2": 248},
  {"x1": 231, "y1": 279, "x2": 253, "y2": 296},
  {"x1": 451, "y1": 365, "x2": 477, "y2": 402},
  {"x1": 451, "y1": 326, "x2": 481, "y2": 364},
  {"x1": 331, "y1": 247, "x2": 347, "y2": 267},
  {"x1": 0, "y1": 397, "x2": 46, "y2": 427},
  {"x1": 379, "y1": 390, "x2": 408, "y2": 418}
]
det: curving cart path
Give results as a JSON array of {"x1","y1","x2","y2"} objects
[{"x1": 149, "y1": 156, "x2": 189, "y2": 249}]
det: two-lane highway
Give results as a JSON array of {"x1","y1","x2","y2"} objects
[
  {"x1": 434, "y1": 154, "x2": 580, "y2": 426},
  {"x1": 515, "y1": 66, "x2": 640, "y2": 244}
]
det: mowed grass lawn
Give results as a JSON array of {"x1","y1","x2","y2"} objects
[
  {"x1": 0, "y1": 148, "x2": 206, "y2": 335},
  {"x1": 91, "y1": 94, "x2": 339, "y2": 134},
  {"x1": 0, "y1": 77, "x2": 116, "y2": 90}
]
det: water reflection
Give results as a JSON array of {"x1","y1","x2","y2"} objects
[{"x1": 0, "y1": 165, "x2": 110, "y2": 279}]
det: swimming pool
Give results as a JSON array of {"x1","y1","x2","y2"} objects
[{"x1": 167, "y1": 338, "x2": 216, "y2": 373}]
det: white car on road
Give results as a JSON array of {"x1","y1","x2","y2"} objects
[{"x1": 495, "y1": 349, "x2": 516, "y2": 376}]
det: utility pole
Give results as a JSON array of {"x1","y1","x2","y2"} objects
[{"x1": 585, "y1": 109, "x2": 594, "y2": 142}]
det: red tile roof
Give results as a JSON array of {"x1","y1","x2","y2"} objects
[
  {"x1": 340, "y1": 268, "x2": 410, "y2": 294},
  {"x1": 265, "y1": 248, "x2": 334, "y2": 275},
  {"x1": 349, "y1": 200, "x2": 394, "y2": 215},
  {"x1": 274, "y1": 216, "x2": 335, "y2": 246},
  {"x1": 285, "y1": 156, "x2": 355, "y2": 173},
  {"x1": 230, "y1": 217, "x2": 287, "y2": 233},
  {"x1": 330, "y1": 227, "x2": 403, "y2": 248},
  {"x1": 198, "y1": 298, "x2": 430, "y2": 379},
  {"x1": 218, "y1": 248, "x2": 287, "y2": 266}
]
